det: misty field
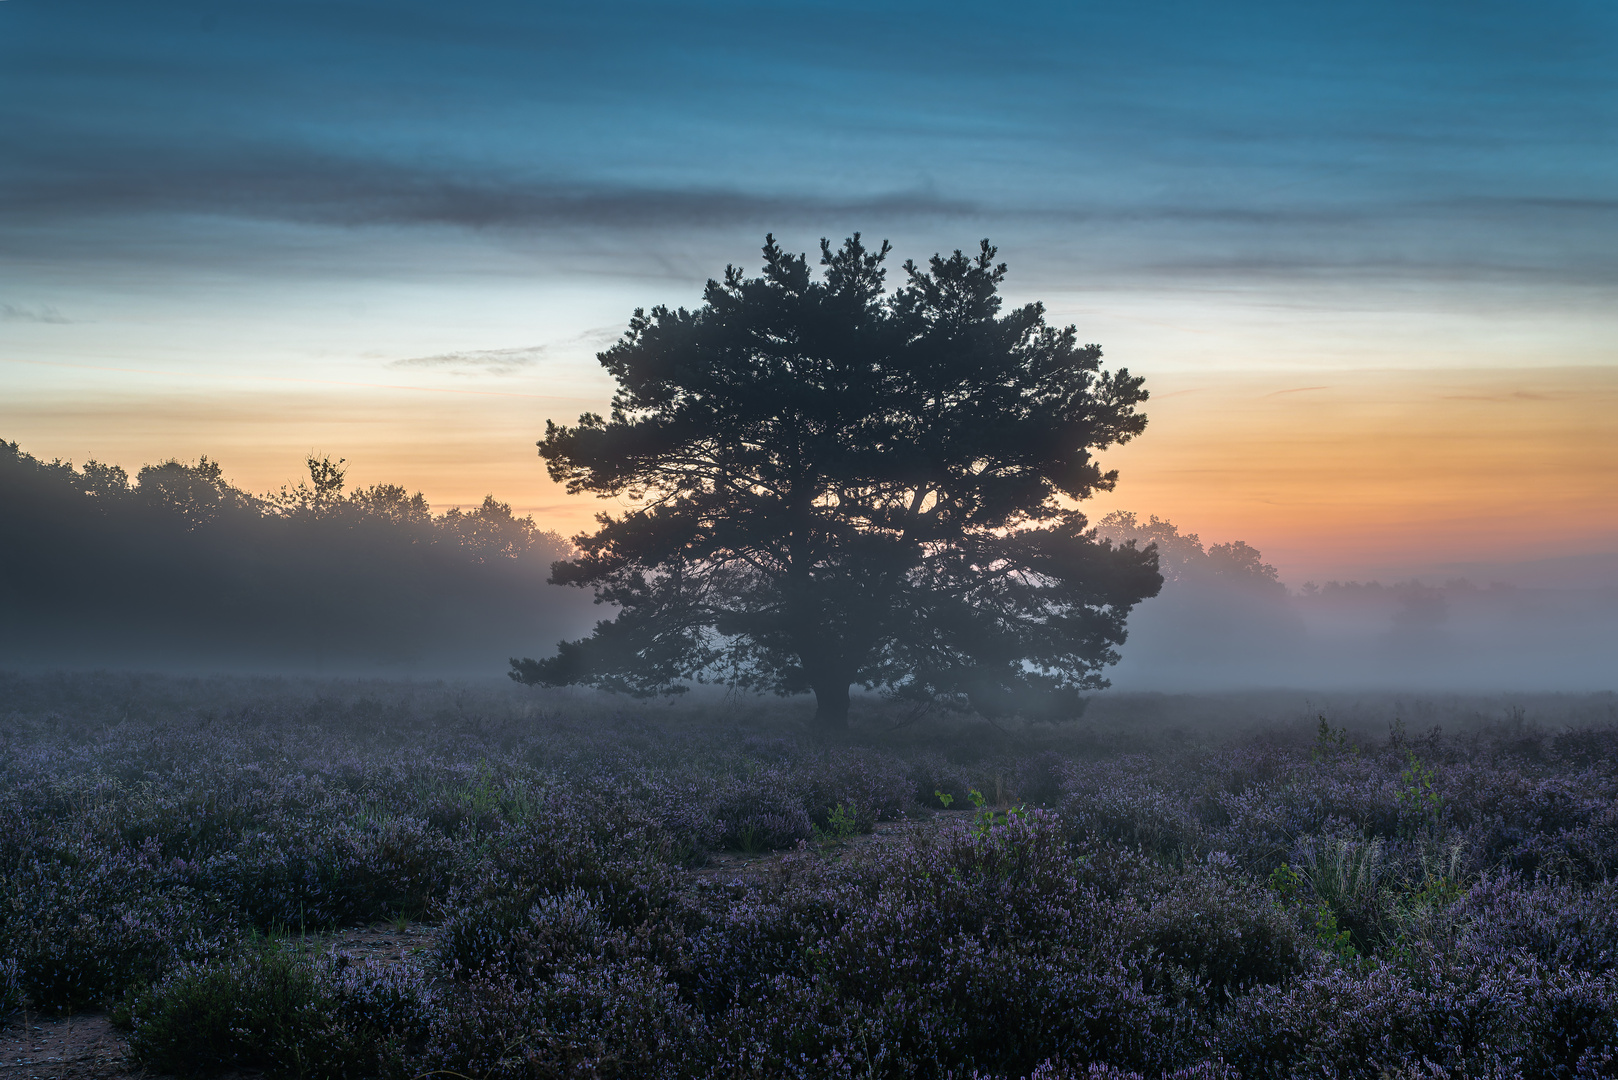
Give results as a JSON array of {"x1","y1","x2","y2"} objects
[{"x1": 4, "y1": 676, "x2": 1618, "y2": 1079}]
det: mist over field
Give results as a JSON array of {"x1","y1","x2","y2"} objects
[
  {"x1": 4, "y1": 438, "x2": 1611, "y2": 697},
  {"x1": 1096, "y1": 514, "x2": 1618, "y2": 694},
  {"x1": 0, "y1": 441, "x2": 596, "y2": 677}
]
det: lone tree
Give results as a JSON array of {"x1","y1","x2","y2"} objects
[{"x1": 511, "y1": 235, "x2": 1162, "y2": 729}]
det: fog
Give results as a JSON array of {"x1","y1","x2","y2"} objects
[
  {"x1": 3, "y1": 441, "x2": 1612, "y2": 695},
  {"x1": 1097, "y1": 513, "x2": 1618, "y2": 693},
  {"x1": 0, "y1": 441, "x2": 596, "y2": 676}
]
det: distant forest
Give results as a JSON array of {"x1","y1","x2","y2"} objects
[{"x1": 0, "y1": 441, "x2": 593, "y2": 674}]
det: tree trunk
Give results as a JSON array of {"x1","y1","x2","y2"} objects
[{"x1": 812, "y1": 682, "x2": 851, "y2": 731}]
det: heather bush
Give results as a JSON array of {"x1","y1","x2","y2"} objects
[
  {"x1": 712, "y1": 772, "x2": 815, "y2": 851},
  {"x1": 909, "y1": 751, "x2": 978, "y2": 810},
  {"x1": 1452, "y1": 873, "x2": 1618, "y2": 972},
  {"x1": 691, "y1": 817, "x2": 1211, "y2": 1078},
  {"x1": 1, "y1": 849, "x2": 236, "y2": 1011},
  {"x1": 800, "y1": 749, "x2": 914, "y2": 830},
  {"x1": 1110, "y1": 867, "x2": 1308, "y2": 995},
  {"x1": 434, "y1": 888, "x2": 608, "y2": 981},
  {"x1": 1218, "y1": 955, "x2": 1618, "y2": 1078},
  {"x1": 420, "y1": 958, "x2": 700, "y2": 1080}
]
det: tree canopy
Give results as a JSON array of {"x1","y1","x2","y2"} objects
[{"x1": 511, "y1": 235, "x2": 1162, "y2": 727}]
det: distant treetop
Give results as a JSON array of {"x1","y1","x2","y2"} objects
[{"x1": 1095, "y1": 511, "x2": 1284, "y2": 593}]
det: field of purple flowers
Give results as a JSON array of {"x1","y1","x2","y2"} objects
[{"x1": 3, "y1": 674, "x2": 1618, "y2": 1079}]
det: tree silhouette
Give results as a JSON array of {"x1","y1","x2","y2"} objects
[{"x1": 511, "y1": 236, "x2": 1162, "y2": 728}]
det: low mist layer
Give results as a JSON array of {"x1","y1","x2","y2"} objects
[
  {"x1": 1097, "y1": 512, "x2": 1618, "y2": 693},
  {"x1": 0, "y1": 441, "x2": 595, "y2": 674},
  {"x1": 3, "y1": 440, "x2": 1612, "y2": 694}
]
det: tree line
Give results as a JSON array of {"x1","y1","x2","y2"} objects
[{"x1": 0, "y1": 442, "x2": 589, "y2": 673}]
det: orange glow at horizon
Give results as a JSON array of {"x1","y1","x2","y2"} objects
[
  {"x1": 4, "y1": 366, "x2": 1615, "y2": 585},
  {"x1": 1083, "y1": 366, "x2": 1618, "y2": 583}
]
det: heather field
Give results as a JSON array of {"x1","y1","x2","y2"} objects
[{"x1": 4, "y1": 675, "x2": 1618, "y2": 1079}]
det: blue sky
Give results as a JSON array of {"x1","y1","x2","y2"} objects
[{"x1": 2, "y1": 0, "x2": 1615, "y2": 579}]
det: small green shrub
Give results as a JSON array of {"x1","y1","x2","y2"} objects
[
  {"x1": 1269, "y1": 861, "x2": 1360, "y2": 961},
  {"x1": 811, "y1": 802, "x2": 860, "y2": 846},
  {"x1": 1308, "y1": 902, "x2": 1357, "y2": 963},
  {"x1": 1395, "y1": 749, "x2": 1442, "y2": 837},
  {"x1": 1311, "y1": 716, "x2": 1358, "y2": 762},
  {"x1": 964, "y1": 787, "x2": 1028, "y2": 839}
]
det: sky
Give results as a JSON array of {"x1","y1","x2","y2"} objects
[{"x1": 3, "y1": 0, "x2": 1616, "y2": 587}]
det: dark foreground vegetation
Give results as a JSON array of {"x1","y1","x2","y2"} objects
[{"x1": 3, "y1": 675, "x2": 1618, "y2": 1078}]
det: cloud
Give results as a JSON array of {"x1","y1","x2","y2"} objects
[
  {"x1": 4, "y1": 135, "x2": 1615, "y2": 290},
  {"x1": 0, "y1": 139, "x2": 1478, "y2": 238},
  {"x1": 388, "y1": 346, "x2": 549, "y2": 376},
  {"x1": 2, "y1": 135, "x2": 1509, "y2": 237},
  {"x1": 0, "y1": 303, "x2": 72, "y2": 324},
  {"x1": 386, "y1": 328, "x2": 621, "y2": 376},
  {"x1": 0, "y1": 141, "x2": 979, "y2": 231}
]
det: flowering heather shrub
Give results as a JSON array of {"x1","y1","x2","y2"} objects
[
  {"x1": 435, "y1": 888, "x2": 608, "y2": 981},
  {"x1": 799, "y1": 749, "x2": 915, "y2": 830},
  {"x1": 2, "y1": 848, "x2": 238, "y2": 1011},
  {"x1": 5, "y1": 677, "x2": 1618, "y2": 1076},
  {"x1": 672, "y1": 818, "x2": 1198, "y2": 1078},
  {"x1": 1219, "y1": 956, "x2": 1618, "y2": 1078},
  {"x1": 421, "y1": 957, "x2": 701, "y2": 1080},
  {"x1": 1453, "y1": 873, "x2": 1618, "y2": 972},
  {"x1": 711, "y1": 771, "x2": 815, "y2": 851},
  {"x1": 1056, "y1": 757, "x2": 1208, "y2": 856},
  {"x1": 463, "y1": 814, "x2": 685, "y2": 929},
  {"x1": 1108, "y1": 866, "x2": 1307, "y2": 995}
]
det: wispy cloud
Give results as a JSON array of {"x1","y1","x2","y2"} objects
[
  {"x1": 0, "y1": 303, "x2": 72, "y2": 324},
  {"x1": 0, "y1": 141, "x2": 978, "y2": 230},
  {"x1": 388, "y1": 345, "x2": 550, "y2": 376},
  {"x1": 387, "y1": 327, "x2": 621, "y2": 376}
]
